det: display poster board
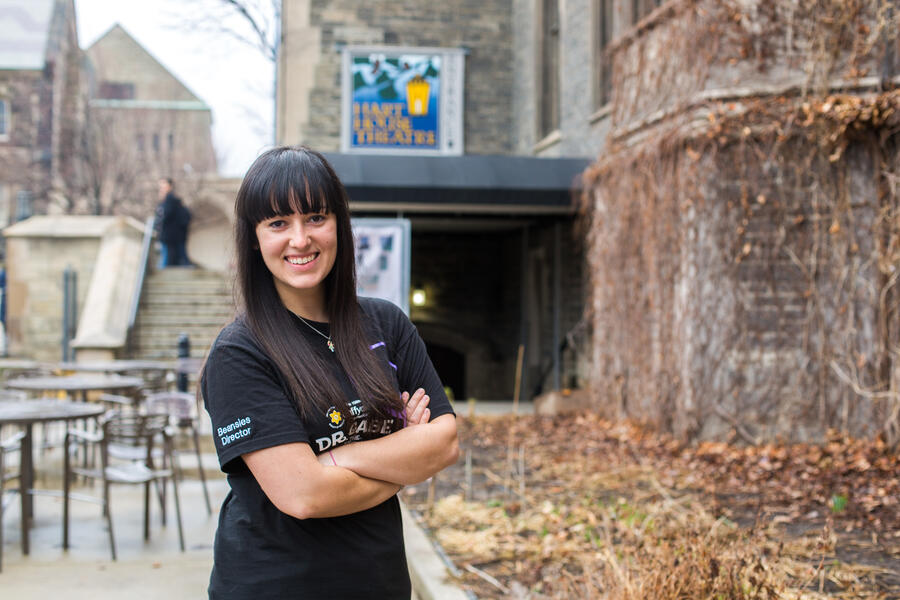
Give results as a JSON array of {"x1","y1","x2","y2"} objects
[
  {"x1": 341, "y1": 46, "x2": 464, "y2": 156},
  {"x1": 352, "y1": 218, "x2": 411, "y2": 315}
]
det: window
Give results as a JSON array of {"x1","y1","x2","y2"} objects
[
  {"x1": 97, "y1": 81, "x2": 135, "y2": 100},
  {"x1": 538, "y1": 0, "x2": 560, "y2": 138},
  {"x1": 152, "y1": 133, "x2": 160, "y2": 153},
  {"x1": 0, "y1": 99, "x2": 9, "y2": 140},
  {"x1": 15, "y1": 189, "x2": 32, "y2": 222},
  {"x1": 632, "y1": 0, "x2": 662, "y2": 25},
  {"x1": 594, "y1": 0, "x2": 614, "y2": 108},
  {"x1": 136, "y1": 133, "x2": 145, "y2": 152},
  {"x1": 168, "y1": 133, "x2": 174, "y2": 152}
]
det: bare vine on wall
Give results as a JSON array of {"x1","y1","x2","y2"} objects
[{"x1": 581, "y1": 0, "x2": 900, "y2": 447}]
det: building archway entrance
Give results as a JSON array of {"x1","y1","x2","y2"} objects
[{"x1": 424, "y1": 340, "x2": 465, "y2": 401}]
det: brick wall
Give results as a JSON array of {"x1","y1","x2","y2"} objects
[
  {"x1": 280, "y1": 0, "x2": 515, "y2": 154},
  {"x1": 587, "y1": 135, "x2": 896, "y2": 442}
]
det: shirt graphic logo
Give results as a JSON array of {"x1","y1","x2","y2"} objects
[{"x1": 326, "y1": 407, "x2": 344, "y2": 429}]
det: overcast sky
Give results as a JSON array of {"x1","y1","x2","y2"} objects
[{"x1": 75, "y1": 0, "x2": 275, "y2": 177}]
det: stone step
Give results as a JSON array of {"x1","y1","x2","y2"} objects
[
  {"x1": 133, "y1": 320, "x2": 227, "y2": 332},
  {"x1": 132, "y1": 330, "x2": 224, "y2": 345},
  {"x1": 144, "y1": 276, "x2": 226, "y2": 286},
  {"x1": 145, "y1": 267, "x2": 227, "y2": 281},
  {"x1": 138, "y1": 301, "x2": 235, "y2": 319},
  {"x1": 138, "y1": 303, "x2": 233, "y2": 314},
  {"x1": 129, "y1": 350, "x2": 209, "y2": 361},
  {"x1": 132, "y1": 329, "x2": 222, "y2": 342},
  {"x1": 141, "y1": 288, "x2": 232, "y2": 299},
  {"x1": 131, "y1": 267, "x2": 231, "y2": 363},
  {"x1": 133, "y1": 311, "x2": 235, "y2": 323},
  {"x1": 135, "y1": 311, "x2": 233, "y2": 331}
]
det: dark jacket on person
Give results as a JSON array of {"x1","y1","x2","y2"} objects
[{"x1": 157, "y1": 192, "x2": 191, "y2": 245}]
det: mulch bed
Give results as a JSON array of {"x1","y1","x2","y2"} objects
[{"x1": 402, "y1": 413, "x2": 900, "y2": 599}]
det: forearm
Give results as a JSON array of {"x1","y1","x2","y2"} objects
[
  {"x1": 243, "y1": 443, "x2": 400, "y2": 520},
  {"x1": 299, "y1": 467, "x2": 401, "y2": 518},
  {"x1": 328, "y1": 414, "x2": 459, "y2": 485}
]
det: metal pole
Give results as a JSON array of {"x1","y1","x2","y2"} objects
[
  {"x1": 519, "y1": 226, "x2": 529, "y2": 402},
  {"x1": 177, "y1": 333, "x2": 190, "y2": 392},
  {"x1": 552, "y1": 221, "x2": 561, "y2": 391},
  {"x1": 62, "y1": 266, "x2": 77, "y2": 361}
]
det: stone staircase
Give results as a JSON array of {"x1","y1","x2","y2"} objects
[{"x1": 129, "y1": 266, "x2": 234, "y2": 360}]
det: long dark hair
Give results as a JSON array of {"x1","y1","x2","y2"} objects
[{"x1": 230, "y1": 145, "x2": 400, "y2": 421}]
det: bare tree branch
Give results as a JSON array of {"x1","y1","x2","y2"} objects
[
  {"x1": 221, "y1": 0, "x2": 279, "y2": 62},
  {"x1": 171, "y1": 0, "x2": 280, "y2": 63}
]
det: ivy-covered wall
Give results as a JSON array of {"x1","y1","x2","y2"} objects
[{"x1": 583, "y1": 0, "x2": 900, "y2": 445}]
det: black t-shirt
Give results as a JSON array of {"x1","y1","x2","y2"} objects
[{"x1": 201, "y1": 297, "x2": 454, "y2": 599}]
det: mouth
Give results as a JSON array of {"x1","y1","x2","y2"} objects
[{"x1": 285, "y1": 253, "x2": 318, "y2": 266}]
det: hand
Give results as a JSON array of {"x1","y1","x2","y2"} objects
[{"x1": 402, "y1": 388, "x2": 430, "y2": 426}]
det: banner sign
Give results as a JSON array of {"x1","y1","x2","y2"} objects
[
  {"x1": 352, "y1": 218, "x2": 411, "y2": 315},
  {"x1": 341, "y1": 46, "x2": 464, "y2": 156}
]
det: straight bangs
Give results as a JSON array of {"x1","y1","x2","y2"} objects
[{"x1": 238, "y1": 150, "x2": 340, "y2": 226}]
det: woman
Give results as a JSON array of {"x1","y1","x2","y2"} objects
[{"x1": 201, "y1": 145, "x2": 459, "y2": 599}]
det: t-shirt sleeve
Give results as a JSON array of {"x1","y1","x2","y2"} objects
[
  {"x1": 388, "y1": 306, "x2": 455, "y2": 421},
  {"x1": 202, "y1": 336, "x2": 309, "y2": 473}
]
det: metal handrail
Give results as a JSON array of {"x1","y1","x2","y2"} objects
[{"x1": 127, "y1": 217, "x2": 156, "y2": 336}]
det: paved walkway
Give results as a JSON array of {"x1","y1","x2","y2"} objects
[
  {"x1": 1, "y1": 401, "x2": 525, "y2": 598},
  {"x1": 1, "y1": 476, "x2": 222, "y2": 599}
]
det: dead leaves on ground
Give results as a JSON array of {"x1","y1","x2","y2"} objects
[{"x1": 407, "y1": 414, "x2": 900, "y2": 599}]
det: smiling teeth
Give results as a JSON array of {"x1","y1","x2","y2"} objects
[{"x1": 287, "y1": 255, "x2": 316, "y2": 265}]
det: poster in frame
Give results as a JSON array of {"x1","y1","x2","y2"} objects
[
  {"x1": 352, "y1": 217, "x2": 411, "y2": 315},
  {"x1": 341, "y1": 46, "x2": 465, "y2": 156}
]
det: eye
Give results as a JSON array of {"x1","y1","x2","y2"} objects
[
  {"x1": 266, "y1": 218, "x2": 286, "y2": 228},
  {"x1": 307, "y1": 213, "x2": 327, "y2": 224}
]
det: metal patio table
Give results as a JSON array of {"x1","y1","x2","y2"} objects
[
  {"x1": 0, "y1": 399, "x2": 105, "y2": 555},
  {"x1": 5, "y1": 374, "x2": 144, "y2": 403}
]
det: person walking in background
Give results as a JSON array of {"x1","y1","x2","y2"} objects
[
  {"x1": 155, "y1": 177, "x2": 192, "y2": 267},
  {"x1": 200, "y1": 145, "x2": 459, "y2": 598}
]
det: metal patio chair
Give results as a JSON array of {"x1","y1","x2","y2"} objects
[
  {"x1": 62, "y1": 411, "x2": 184, "y2": 560},
  {"x1": 144, "y1": 391, "x2": 212, "y2": 514},
  {"x1": 0, "y1": 428, "x2": 25, "y2": 572}
]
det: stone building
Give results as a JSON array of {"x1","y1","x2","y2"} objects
[
  {"x1": 576, "y1": 0, "x2": 898, "y2": 444},
  {"x1": 278, "y1": 0, "x2": 590, "y2": 403},
  {"x1": 82, "y1": 24, "x2": 218, "y2": 219},
  {"x1": 278, "y1": 1, "x2": 900, "y2": 444},
  {"x1": 0, "y1": 0, "x2": 82, "y2": 227}
]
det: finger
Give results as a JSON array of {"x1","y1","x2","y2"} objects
[
  {"x1": 411, "y1": 394, "x2": 430, "y2": 423},
  {"x1": 404, "y1": 388, "x2": 425, "y2": 412}
]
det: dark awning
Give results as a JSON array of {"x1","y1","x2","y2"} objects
[{"x1": 323, "y1": 153, "x2": 591, "y2": 215}]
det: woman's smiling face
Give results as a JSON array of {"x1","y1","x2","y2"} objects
[{"x1": 255, "y1": 210, "x2": 338, "y2": 311}]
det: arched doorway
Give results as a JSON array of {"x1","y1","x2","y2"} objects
[{"x1": 424, "y1": 340, "x2": 466, "y2": 401}]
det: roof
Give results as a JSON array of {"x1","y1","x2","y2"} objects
[
  {"x1": 86, "y1": 24, "x2": 207, "y2": 105},
  {"x1": 3, "y1": 215, "x2": 145, "y2": 238},
  {"x1": 0, "y1": 0, "x2": 54, "y2": 70},
  {"x1": 89, "y1": 98, "x2": 211, "y2": 111},
  {"x1": 323, "y1": 153, "x2": 591, "y2": 215}
]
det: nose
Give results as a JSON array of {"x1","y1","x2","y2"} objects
[{"x1": 289, "y1": 220, "x2": 309, "y2": 248}]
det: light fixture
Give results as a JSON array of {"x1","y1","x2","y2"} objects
[{"x1": 411, "y1": 289, "x2": 426, "y2": 307}]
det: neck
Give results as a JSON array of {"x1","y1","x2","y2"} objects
[{"x1": 276, "y1": 283, "x2": 328, "y2": 322}]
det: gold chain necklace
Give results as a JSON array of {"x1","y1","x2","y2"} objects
[{"x1": 295, "y1": 314, "x2": 335, "y2": 352}]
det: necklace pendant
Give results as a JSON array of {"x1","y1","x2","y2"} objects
[{"x1": 327, "y1": 340, "x2": 335, "y2": 353}]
